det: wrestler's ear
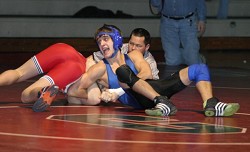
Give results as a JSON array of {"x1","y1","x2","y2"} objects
[{"x1": 145, "y1": 44, "x2": 150, "y2": 51}]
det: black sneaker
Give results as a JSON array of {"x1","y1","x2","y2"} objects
[
  {"x1": 145, "y1": 96, "x2": 177, "y2": 116},
  {"x1": 204, "y1": 97, "x2": 240, "y2": 117}
]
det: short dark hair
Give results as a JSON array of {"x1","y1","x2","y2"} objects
[{"x1": 129, "y1": 28, "x2": 151, "y2": 45}]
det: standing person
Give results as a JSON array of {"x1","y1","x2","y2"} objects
[
  {"x1": 69, "y1": 24, "x2": 239, "y2": 117},
  {"x1": 0, "y1": 43, "x2": 101, "y2": 112},
  {"x1": 93, "y1": 28, "x2": 159, "y2": 80},
  {"x1": 150, "y1": 0, "x2": 207, "y2": 66},
  {"x1": 217, "y1": 0, "x2": 229, "y2": 19}
]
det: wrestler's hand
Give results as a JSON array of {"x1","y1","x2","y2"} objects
[{"x1": 99, "y1": 90, "x2": 119, "y2": 103}]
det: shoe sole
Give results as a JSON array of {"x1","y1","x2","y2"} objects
[
  {"x1": 32, "y1": 86, "x2": 59, "y2": 112},
  {"x1": 204, "y1": 103, "x2": 240, "y2": 117},
  {"x1": 145, "y1": 108, "x2": 177, "y2": 116},
  {"x1": 32, "y1": 98, "x2": 50, "y2": 112}
]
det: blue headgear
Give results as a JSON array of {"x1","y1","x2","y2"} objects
[{"x1": 96, "y1": 26, "x2": 123, "y2": 58}]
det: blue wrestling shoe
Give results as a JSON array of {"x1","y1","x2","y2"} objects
[
  {"x1": 145, "y1": 96, "x2": 177, "y2": 116},
  {"x1": 32, "y1": 85, "x2": 59, "y2": 112},
  {"x1": 204, "y1": 97, "x2": 240, "y2": 117}
]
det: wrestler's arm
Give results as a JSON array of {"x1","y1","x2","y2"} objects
[
  {"x1": 68, "y1": 61, "x2": 105, "y2": 102},
  {"x1": 77, "y1": 62, "x2": 106, "y2": 95},
  {"x1": 145, "y1": 52, "x2": 159, "y2": 80},
  {"x1": 128, "y1": 50, "x2": 153, "y2": 80},
  {"x1": 103, "y1": 50, "x2": 155, "y2": 101},
  {"x1": 100, "y1": 51, "x2": 153, "y2": 102},
  {"x1": 79, "y1": 55, "x2": 103, "y2": 104},
  {"x1": 86, "y1": 55, "x2": 97, "y2": 69},
  {"x1": 87, "y1": 54, "x2": 126, "y2": 103}
]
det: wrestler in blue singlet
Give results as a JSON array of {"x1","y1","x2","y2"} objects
[{"x1": 103, "y1": 54, "x2": 143, "y2": 109}]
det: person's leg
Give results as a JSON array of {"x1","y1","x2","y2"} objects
[
  {"x1": 67, "y1": 82, "x2": 101, "y2": 106},
  {"x1": 160, "y1": 18, "x2": 182, "y2": 65},
  {"x1": 21, "y1": 77, "x2": 52, "y2": 103},
  {"x1": 0, "y1": 43, "x2": 76, "y2": 103},
  {"x1": 0, "y1": 58, "x2": 46, "y2": 103},
  {"x1": 32, "y1": 60, "x2": 85, "y2": 112},
  {"x1": 145, "y1": 72, "x2": 187, "y2": 99},
  {"x1": 12, "y1": 43, "x2": 81, "y2": 86},
  {"x1": 217, "y1": 0, "x2": 229, "y2": 19},
  {"x1": 142, "y1": 72, "x2": 187, "y2": 116},
  {"x1": 21, "y1": 43, "x2": 77, "y2": 103},
  {"x1": 116, "y1": 65, "x2": 177, "y2": 116},
  {"x1": 180, "y1": 17, "x2": 201, "y2": 65},
  {"x1": 30, "y1": 43, "x2": 87, "y2": 112},
  {"x1": 0, "y1": 59, "x2": 38, "y2": 86},
  {"x1": 180, "y1": 64, "x2": 240, "y2": 116},
  {"x1": 179, "y1": 65, "x2": 212, "y2": 101}
]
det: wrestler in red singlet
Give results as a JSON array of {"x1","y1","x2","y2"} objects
[{"x1": 31, "y1": 43, "x2": 86, "y2": 92}]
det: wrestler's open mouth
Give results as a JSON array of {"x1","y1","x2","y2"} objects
[{"x1": 102, "y1": 47, "x2": 110, "y2": 55}]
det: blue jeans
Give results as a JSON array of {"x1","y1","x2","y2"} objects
[
  {"x1": 217, "y1": 0, "x2": 229, "y2": 19},
  {"x1": 160, "y1": 15, "x2": 202, "y2": 66}
]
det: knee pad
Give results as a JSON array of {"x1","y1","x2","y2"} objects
[
  {"x1": 116, "y1": 64, "x2": 139, "y2": 88},
  {"x1": 188, "y1": 64, "x2": 210, "y2": 83}
]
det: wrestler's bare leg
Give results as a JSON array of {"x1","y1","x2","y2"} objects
[
  {"x1": 67, "y1": 82, "x2": 101, "y2": 106},
  {"x1": 21, "y1": 78, "x2": 51, "y2": 103},
  {"x1": 179, "y1": 67, "x2": 213, "y2": 102},
  {"x1": 179, "y1": 66, "x2": 239, "y2": 116},
  {"x1": 0, "y1": 59, "x2": 51, "y2": 103},
  {"x1": 0, "y1": 59, "x2": 38, "y2": 86}
]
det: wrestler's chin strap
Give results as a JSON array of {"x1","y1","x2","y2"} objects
[
  {"x1": 116, "y1": 64, "x2": 139, "y2": 88},
  {"x1": 109, "y1": 49, "x2": 119, "y2": 58}
]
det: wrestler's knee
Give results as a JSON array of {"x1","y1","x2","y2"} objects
[
  {"x1": 188, "y1": 63, "x2": 210, "y2": 83},
  {"x1": 116, "y1": 64, "x2": 139, "y2": 87},
  {"x1": 21, "y1": 89, "x2": 34, "y2": 103}
]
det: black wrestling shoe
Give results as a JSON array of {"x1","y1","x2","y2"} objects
[
  {"x1": 145, "y1": 96, "x2": 177, "y2": 116},
  {"x1": 204, "y1": 97, "x2": 240, "y2": 117}
]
